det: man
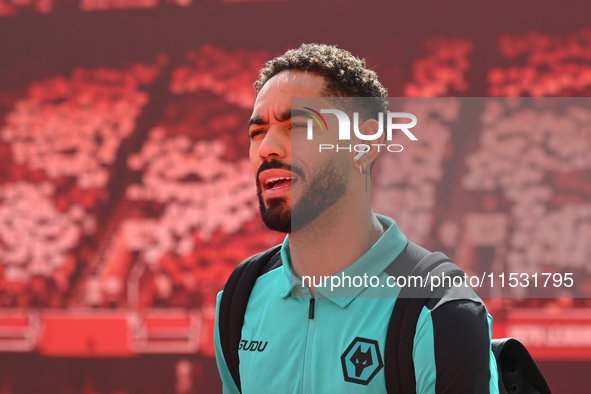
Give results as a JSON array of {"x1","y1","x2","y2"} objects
[{"x1": 214, "y1": 43, "x2": 499, "y2": 393}]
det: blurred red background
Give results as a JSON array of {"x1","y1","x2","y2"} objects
[{"x1": 0, "y1": 0, "x2": 590, "y2": 392}]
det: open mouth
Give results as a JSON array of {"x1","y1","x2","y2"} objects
[
  {"x1": 265, "y1": 176, "x2": 297, "y2": 190},
  {"x1": 259, "y1": 170, "x2": 299, "y2": 198}
]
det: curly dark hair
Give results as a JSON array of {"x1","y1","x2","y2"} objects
[{"x1": 254, "y1": 43, "x2": 388, "y2": 122}]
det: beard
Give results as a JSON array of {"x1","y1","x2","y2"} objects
[{"x1": 257, "y1": 156, "x2": 348, "y2": 233}]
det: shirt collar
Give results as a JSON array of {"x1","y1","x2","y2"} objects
[{"x1": 279, "y1": 214, "x2": 408, "y2": 307}]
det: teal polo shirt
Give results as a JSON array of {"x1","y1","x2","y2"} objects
[{"x1": 214, "y1": 214, "x2": 499, "y2": 393}]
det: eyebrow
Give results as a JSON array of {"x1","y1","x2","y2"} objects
[{"x1": 248, "y1": 109, "x2": 310, "y2": 128}]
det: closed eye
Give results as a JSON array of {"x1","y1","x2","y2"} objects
[{"x1": 249, "y1": 129, "x2": 265, "y2": 139}]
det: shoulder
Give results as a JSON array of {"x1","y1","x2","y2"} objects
[
  {"x1": 422, "y1": 260, "x2": 493, "y2": 369},
  {"x1": 221, "y1": 243, "x2": 282, "y2": 291},
  {"x1": 411, "y1": 251, "x2": 497, "y2": 393},
  {"x1": 422, "y1": 254, "x2": 491, "y2": 336},
  {"x1": 414, "y1": 295, "x2": 496, "y2": 393},
  {"x1": 237, "y1": 243, "x2": 283, "y2": 270},
  {"x1": 423, "y1": 297, "x2": 491, "y2": 352}
]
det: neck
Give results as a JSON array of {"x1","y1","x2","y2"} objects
[{"x1": 288, "y1": 195, "x2": 384, "y2": 295}]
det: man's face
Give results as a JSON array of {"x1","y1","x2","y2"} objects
[{"x1": 248, "y1": 70, "x2": 349, "y2": 233}]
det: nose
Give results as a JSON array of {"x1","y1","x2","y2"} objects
[{"x1": 257, "y1": 125, "x2": 289, "y2": 160}]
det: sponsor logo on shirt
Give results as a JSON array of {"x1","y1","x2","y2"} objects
[{"x1": 238, "y1": 339, "x2": 268, "y2": 352}]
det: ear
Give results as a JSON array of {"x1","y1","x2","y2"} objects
[{"x1": 353, "y1": 118, "x2": 384, "y2": 168}]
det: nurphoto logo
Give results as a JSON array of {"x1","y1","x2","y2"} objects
[{"x1": 304, "y1": 108, "x2": 418, "y2": 153}]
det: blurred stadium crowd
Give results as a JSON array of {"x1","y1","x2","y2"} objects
[{"x1": 0, "y1": 32, "x2": 590, "y2": 314}]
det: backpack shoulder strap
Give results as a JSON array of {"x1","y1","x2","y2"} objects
[
  {"x1": 384, "y1": 242, "x2": 462, "y2": 394},
  {"x1": 218, "y1": 244, "x2": 282, "y2": 393}
]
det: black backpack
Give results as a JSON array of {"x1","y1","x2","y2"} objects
[{"x1": 218, "y1": 241, "x2": 552, "y2": 394}]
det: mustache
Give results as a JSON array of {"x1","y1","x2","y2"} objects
[{"x1": 257, "y1": 159, "x2": 303, "y2": 181}]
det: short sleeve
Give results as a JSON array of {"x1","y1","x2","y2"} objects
[{"x1": 413, "y1": 300, "x2": 499, "y2": 394}]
